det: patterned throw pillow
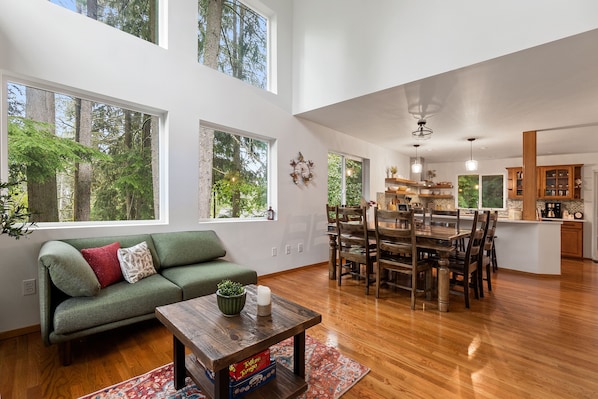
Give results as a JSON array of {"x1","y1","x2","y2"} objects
[{"x1": 117, "y1": 241, "x2": 157, "y2": 284}]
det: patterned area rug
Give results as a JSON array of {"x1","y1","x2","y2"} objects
[{"x1": 79, "y1": 335, "x2": 369, "y2": 399}]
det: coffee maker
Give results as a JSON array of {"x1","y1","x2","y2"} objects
[{"x1": 544, "y1": 202, "x2": 561, "y2": 219}]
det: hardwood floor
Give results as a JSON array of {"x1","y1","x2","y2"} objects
[{"x1": 2, "y1": 258, "x2": 598, "y2": 398}]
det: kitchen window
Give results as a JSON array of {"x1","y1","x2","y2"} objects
[{"x1": 458, "y1": 174, "x2": 504, "y2": 209}]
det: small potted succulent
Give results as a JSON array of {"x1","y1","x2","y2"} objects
[{"x1": 216, "y1": 279, "x2": 247, "y2": 316}]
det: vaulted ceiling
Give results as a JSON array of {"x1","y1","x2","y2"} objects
[{"x1": 296, "y1": 28, "x2": 598, "y2": 164}]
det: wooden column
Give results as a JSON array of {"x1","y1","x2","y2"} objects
[{"x1": 522, "y1": 131, "x2": 537, "y2": 220}]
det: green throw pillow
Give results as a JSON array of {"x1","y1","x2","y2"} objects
[{"x1": 39, "y1": 241, "x2": 101, "y2": 297}]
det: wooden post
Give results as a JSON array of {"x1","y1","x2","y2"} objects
[{"x1": 522, "y1": 131, "x2": 537, "y2": 220}]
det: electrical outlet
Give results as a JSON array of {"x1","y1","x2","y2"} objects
[
  {"x1": 271, "y1": 247, "x2": 277, "y2": 257},
  {"x1": 298, "y1": 243, "x2": 304, "y2": 253},
  {"x1": 23, "y1": 279, "x2": 36, "y2": 296},
  {"x1": 285, "y1": 244, "x2": 291, "y2": 255}
]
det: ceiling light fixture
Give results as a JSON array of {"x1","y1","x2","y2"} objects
[
  {"x1": 411, "y1": 144, "x2": 423, "y2": 174},
  {"x1": 465, "y1": 138, "x2": 478, "y2": 171},
  {"x1": 412, "y1": 119, "x2": 433, "y2": 140}
]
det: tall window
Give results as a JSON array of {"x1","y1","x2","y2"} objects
[
  {"x1": 327, "y1": 153, "x2": 363, "y2": 206},
  {"x1": 199, "y1": 124, "x2": 270, "y2": 219},
  {"x1": 458, "y1": 174, "x2": 504, "y2": 209},
  {"x1": 50, "y1": 0, "x2": 159, "y2": 44},
  {"x1": 5, "y1": 81, "x2": 160, "y2": 223},
  {"x1": 197, "y1": 0, "x2": 268, "y2": 90}
]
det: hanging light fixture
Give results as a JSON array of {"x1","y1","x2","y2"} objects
[
  {"x1": 412, "y1": 118, "x2": 433, "y2": 140},
  {"x1": 411, "y1": 144, "x2": 423, "y2": 174},
  {"x1": 465, "y1": 138, "x2": 478, "y2": 171}
]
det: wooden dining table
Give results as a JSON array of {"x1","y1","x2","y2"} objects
[{"x1": 327, "y1": 222, "x2": 470, "y2": 312}]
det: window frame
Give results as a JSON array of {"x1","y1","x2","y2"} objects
[
  {"x1": 327, "y1": 151, "x2": 368, "y2": 207},
  {"x1": 197, "y1": 0, "x2": 274, "y2": 92},
  {"x1": 199, "y1": 121, "x2": 274, "y2": 222},
  {"x1": 457, "y1": 173, "x2": 506, "y2": 210},
  {"x1": 1, "y1": 74, "x2": 168, "y2": 228}
]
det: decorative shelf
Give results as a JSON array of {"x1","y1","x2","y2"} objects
[{"x1": 418, "y1": 194, "x2": 454, "y2": 199}]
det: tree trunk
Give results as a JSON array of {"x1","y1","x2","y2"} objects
[
  {"x1": 204, "y1": 0, "x2": 223, "y2": 69},
  {"x1": 231, "y1": 135, "x2": 241, "y2": 217},
  {"x1": 198, "y1": 0, "x2": 223, "y2": 219},
  {"x1": 25, "y1": 87, "x2": 59, "y2": 222},
  {"x1": 150, "y1": 115, "x2": 160, "y2": 219},
  {"x1": 123, "y1": 110, "x2": 135, "y2": 219},
  {"x1": 74, "y1": 98, "x2": 92, "y2": 221},
  {"x1": 199, "y1": 126, "x2": 215, "y2": 218}
]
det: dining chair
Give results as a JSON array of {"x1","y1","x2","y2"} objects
[
  {"x1": 480, "y1": 210, "x2": 498, "y2": 293},
  {"x1": 412, "y1": 207, "x2": 429, "y2": 228},
  {"x1": 447, "y1": 210, "x2": 485, "y2": 308},
  {"x1": 336, "y1": 206, "x2": 376, "y2": 294},
  {"x1": 430, "y1": 208, "x2": 460, "y2": 229},
  {"x1": 374, "y1": 208, "x2": 432, "y2": 309},
  {"x1": 326, "y1": 204, "x2": 338, "y2": 231}
]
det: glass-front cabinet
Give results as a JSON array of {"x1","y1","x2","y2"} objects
[
  {"x1": 507, "y1": 164, "x2": 583, "y2": 200},
  {"x1": 539, "y1": 164, "x2": 583, "y2": 200},
  {"x1": 506, "y1": 167, "x2": 524, "y2": 199}
]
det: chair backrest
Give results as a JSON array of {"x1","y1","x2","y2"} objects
[
  {"x1": 336, "y1": 206, "x2": 372, "y2": 264},
  {"x1": 326, "y1": 204, "x2": 338, "y2": 224},
  {"x1": 463, "y1": 211, "x2": 485, "y2": 272},
  {"x1": 374, "y1": 209, "x2": 417, "y2": 261},
  {"x1": 430, "y1": 209, "x2": 460, "y2": 229},
  {"x1": 484, "y1": 210, "x2": 498, "y2": 251},
  {"x1": 412, "y1": 208, "x2": 429, "y2": 228}
]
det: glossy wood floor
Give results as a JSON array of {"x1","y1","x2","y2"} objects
[{"x1": 2, "y1": 258, "x2": 598, "y2": 399}]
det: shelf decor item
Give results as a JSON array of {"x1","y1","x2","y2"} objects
[
  {"x1": 216, "y1": 280, "x2": 247, "y2": 317},
  {"x1": 290, "y1": 152, "x2": 314, "y2": 185}
]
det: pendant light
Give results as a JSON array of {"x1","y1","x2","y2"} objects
[
  {"x1": 412, "y1": 119, "x2": 433, "y2": 140},
  {"x1": 465, "y1": 138, "x2": 478, "y2": 171},
  {"x1": 411, "y1": 144, "x2": 423, "y2": 174}
]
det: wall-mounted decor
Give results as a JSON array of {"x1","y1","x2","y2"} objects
[{"x1": 290, "y1": 152, "x2": 314, "y2": 185}]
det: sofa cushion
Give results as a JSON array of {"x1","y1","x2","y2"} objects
[
  {"x1": 81, "y1": 242, "x2": 123, "y2": 288},
  {"x1": 39, "y1": 241, "x2": 101, "y2": 297},
  {"x1": 62, "y1": 234, "x2": 161, "y2": 270},
  {"x1": 117, "y1": 241, "x2": 157, "y2": 283},
  {"x1": 160, "y1": 259, "x2": 258, "y2": 300},
  {"x1": 53, "y1": 274, "x2": 181, "y2": 335},
  {"x1": 151, "y1": 230, "x2": 226, "y2": 268}
]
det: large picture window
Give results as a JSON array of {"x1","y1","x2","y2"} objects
[
  {"x1": 198, "y1": 0, "x2": 269, "y2": 90},
  {"x1": 199, "y1": 124, "x2": 270, "y2": 219},
  {"x1": 50, "y1": 0, "x2": 159, "y2": 44},
  {"x1": 5, "y1": 81, "x2": 160, "y2": 223},
  {"x1": 327, "y1": 153, "x2": 364, "y2": 207},
  {"x1": 458, "y1": 174, "x2": 504, "y2": 209}
]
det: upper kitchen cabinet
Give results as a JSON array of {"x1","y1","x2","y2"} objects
[
  {"x1": 506, "y1": 167, "x2": 524, "y2": 199},
  {"x1": 539, "y1": 164, "x2": 583, "y2": 200}
]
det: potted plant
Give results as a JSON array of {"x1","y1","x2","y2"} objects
[
  {"x1": 1, "y1": 180, "x2": 36, "y2": 239},
  {"x1": 216, "y1": 279, "x2": 247, "y2": 316}
]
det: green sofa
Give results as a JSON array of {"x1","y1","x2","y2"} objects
[{"x1": 38, "y1": 230, "x2": 257, "y2": 365}]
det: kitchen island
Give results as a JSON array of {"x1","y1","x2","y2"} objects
[{"x1": 446, "y1": 215, "x2": 563, "y2": 275}]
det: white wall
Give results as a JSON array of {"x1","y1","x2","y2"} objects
[
  {"x1": 292, "y1": 0, "x2": 598, "y2": 113},
  {"x1": 0, "y1": 0, "x2": 404, "y2": 333}
]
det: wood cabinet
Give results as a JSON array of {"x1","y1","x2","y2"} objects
[
  {"x1": 539, "y1": 165, "x2": 582, "y2": 200},
  {"x1": 561, "y1": 221, "x2": 583, "y2": 258},
  {"x1": 506, "y1": 167, "x2": 524, "y2": 199},
  {"x1": 506, "y1": 164, "x2": 583, "y2": 200}
]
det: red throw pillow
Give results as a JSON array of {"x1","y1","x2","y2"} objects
[{"x1": 81, "y1": 242, "x2": 123, "y2": 288}]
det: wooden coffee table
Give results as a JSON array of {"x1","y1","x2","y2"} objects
[{"x1": 155, "y1": 285, "x2": 322, "y2": 399}]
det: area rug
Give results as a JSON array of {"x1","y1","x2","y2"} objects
[{"x1": 79, "y1": 334, "x2": 369, "y2": 399}]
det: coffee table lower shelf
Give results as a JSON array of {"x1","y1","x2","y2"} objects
[{"x1": 186, "y1": 354, "x2": 308, "y2": 399}]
